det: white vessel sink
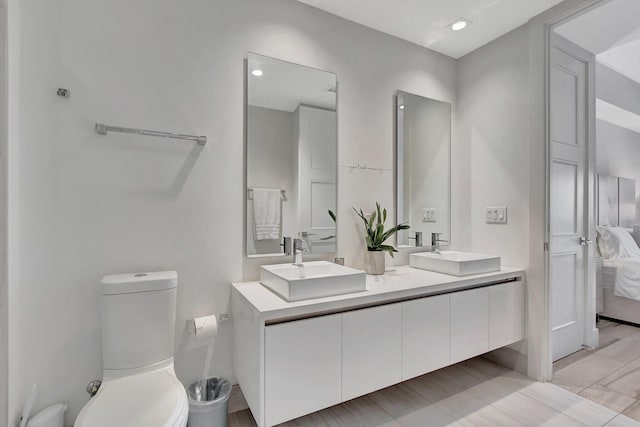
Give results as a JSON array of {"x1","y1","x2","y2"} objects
[
  {"x1": 410, "y1": 251, "x2": 500, "y2": 276},
  {"x1": 260, "y1": 261, "x2": 366, "y2": 302}
]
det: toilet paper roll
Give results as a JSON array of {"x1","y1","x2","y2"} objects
[{"x1": 193, "y1": 315, "x2": 218, "y2": 341}]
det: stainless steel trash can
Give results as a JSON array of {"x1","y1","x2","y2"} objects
[{"x1": 187, "y1": 377, "x2": 232, "y2": 427}]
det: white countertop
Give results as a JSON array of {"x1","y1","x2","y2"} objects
[{"x1": 232, "y1": 265, "x2": 524, "y2": 323}]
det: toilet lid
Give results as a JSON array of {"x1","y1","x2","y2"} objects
[{"x1": 75, "y1": 370, "x2": 188, "y2": 427}]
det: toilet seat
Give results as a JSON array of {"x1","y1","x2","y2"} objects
[{"x1": 75, "y1": 369, "x2": 188, "y2": 427}]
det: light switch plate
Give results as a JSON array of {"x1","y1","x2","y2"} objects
[
  {"x1": 486, "y1": 206, "x2": 507, "y2": 224},
  {"x1": 422, "y1": 208, "x2": 436, "y2": 223}
]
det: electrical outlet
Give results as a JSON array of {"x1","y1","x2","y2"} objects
[
  {"x1": 486, "y1": 207, "x2": 507, "y2": 224},
  {"x1": 422, "y1": 208, "x2": 436, "y2": 223}
]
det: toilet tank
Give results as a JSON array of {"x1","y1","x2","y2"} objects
[{"x1": 100, "y1": 271, "x2": 178, "y2": 371}]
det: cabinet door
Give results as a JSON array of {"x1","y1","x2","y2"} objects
[
  {"x1": 450, "y1": 287, "x2": 489, "y2": 363},
  {"x1": 489, "y1": 281, "x2": 525, "y2": 350},
  {"x1": 265, "y1": 314, "x2": 342, "y2": 426},
  {"x1": 402, "y1": 294, "x2": 450, "y2": 380},
  {"x1": 342, "y1": 303, "x2": 402, "y2": 401}
]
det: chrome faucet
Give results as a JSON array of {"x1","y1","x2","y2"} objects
[
  {"x1": 431, "y1": 232, "x2": 448, "y2": 254},
  {"x1": 293, "y1": 238, "x2": 304, "y2": 265}
]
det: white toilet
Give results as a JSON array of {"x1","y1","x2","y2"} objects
[{"x1": 75, "y1": 271, "x2": 188, "y2": 427}]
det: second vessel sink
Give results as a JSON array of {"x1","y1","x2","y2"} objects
[
  {"x1": 410, "y1": 251, "x2": 500, "y2": 276},
  {"x1": 260, "y1": 261, "x2": 366, "y2": 302}
]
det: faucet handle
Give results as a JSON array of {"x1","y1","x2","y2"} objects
[
  {"x1": 408, "y1": 231, "x2": 423, "y2": 247},
  {"x1": 281, "y1": 236, "x2": 292, "y2": 255},
  {"x1": 431, "y1": 232, "x2": 441, "y2": 245}
]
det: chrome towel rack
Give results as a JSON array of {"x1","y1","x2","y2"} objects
[
  {"x1": 247, "y1": 188, "x2": 287, "y2": 201},
  {"x1": 95, "y1": 123, "x2": 207, "y2": 146}
]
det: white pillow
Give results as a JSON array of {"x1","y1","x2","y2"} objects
[{"x1": 597, "y1": 226, "x2": 640, "y2": 260}]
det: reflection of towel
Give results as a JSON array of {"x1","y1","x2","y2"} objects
[{"x1": 253, "y1": 188, "x2": 281, "y2": 240}]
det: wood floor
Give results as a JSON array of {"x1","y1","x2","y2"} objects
[
  {"x1": 552, "y1": 319, "x2": 640, "y2": 423},
  {"x1": 229, "y1": 356, "x2": 638, "y2": 426}
]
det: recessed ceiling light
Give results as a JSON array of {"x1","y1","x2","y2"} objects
[
  {"x1": 450, "y1": 18, "x2": 471, "y2": 31},
  {"x1": 252, "y1": 69, "x2": 263, "y2": 77},
  {"x1": 399, "y1": 104, "x2": 405, "y2": 110}
]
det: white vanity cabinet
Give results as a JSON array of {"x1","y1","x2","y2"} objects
[
  {"x1": 232, "y1": 267, "x2": 525, "y2": 427},
  {"x1": 342, "y1": 303, "x2": 402, "y2": 400},
  {"x1": 489, "y1": 281, "x2": 525, "y2": 350},
  {"x1": 450, "y1": 287, "x2": 490, "y2": 363},
  {"x1": 402, "y1": 293, "x2": 450, "y2": 380},
  {"x1": 264, "y1": 314, "x2": 342, "y2": 426}
]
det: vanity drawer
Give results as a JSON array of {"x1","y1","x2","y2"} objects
[
  {"x1": 342, "y1": 303, "x2": 402, "y2": 401},
  {"x1": 450, "y1": 287, "x2": 490, "y2": 363},
  {"x1": 489, "y1": 281, "x2": 525, "y2": 350},
  {"x1": 264, "y1": 314, "x2": 342, "y2": 426},
  {"x1": 402, "y1": 294, "x2": 450, "y2": 380}
]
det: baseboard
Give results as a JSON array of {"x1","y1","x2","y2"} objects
[{"x1": 600, "y1": 315, "x2": 640, "y2": 328}]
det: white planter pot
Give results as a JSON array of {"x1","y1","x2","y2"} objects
[{"x1": 364, "y1": 250, "x2": 385, "y2": 275}]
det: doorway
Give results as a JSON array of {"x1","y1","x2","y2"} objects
[{"x1": 547, "y1": 0, "x2": 640, "y2": 420}]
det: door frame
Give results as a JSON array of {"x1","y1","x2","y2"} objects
[{"x1": 543, "y1": 0, "x2": 604, "y2": 380}]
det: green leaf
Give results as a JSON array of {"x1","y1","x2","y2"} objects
[
  {"x1": 353, "y1": 202, "x2": 409, "y2": 254},
  {"x1": 328, "y1": 210, "x2": 336, "y2": 223}
]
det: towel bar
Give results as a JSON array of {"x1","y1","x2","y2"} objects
[
  {"x1": 247, "y1": 188, "x2": 287, "y2": 201},
  {"x1": 95, "y1": 123, "x2": 207, "y2": 145}
]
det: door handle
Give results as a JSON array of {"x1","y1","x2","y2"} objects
[{"x1": 579, "y1": 237, "x2": 593, "y2": 245}]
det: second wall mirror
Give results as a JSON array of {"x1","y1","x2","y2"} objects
[
  {"x1": 246, "y1": 53, "x2": 338, "y2": 257},
  {"x1": 396, "y1": 90, "x2": 451, "y2": 247}
]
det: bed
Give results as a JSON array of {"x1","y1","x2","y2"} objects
[
  {"x1": 598, "y1": 257, "x2": 640, "y2": 325},
  {"x1": 595, "y1": 175, "x2": 640, "y2": 325},
  {"x1": 596, "y1": 174, "x2": 640, "y2": 325}
]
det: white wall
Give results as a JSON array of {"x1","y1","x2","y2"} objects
[
  {"x1": 7, "y1": 0, "x2": 21, "y2": 425},
  {"x1": 0, "y1": 0, "x2": 7, "y2": 424},
  {"x1": 457, "y1": 25, "x2": 530, "y2": 277},
  {"x1": 9, "y1": 0, "x2": 457, "y2": 424}
]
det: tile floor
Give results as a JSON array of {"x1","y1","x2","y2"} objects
[
  {"x1": 552, "y1": 319, "x2": 640, "y2": 423},
  {"x1": 230, "y1": 355, "x2": 638, "y2": 426}
]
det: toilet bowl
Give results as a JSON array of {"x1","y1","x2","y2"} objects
[
  {"x1": 75, "y1": 271, "x2": 188, "y2": 427},
  {"x1": 75, "y1": 365, "x2": 188, "y2": 427}
]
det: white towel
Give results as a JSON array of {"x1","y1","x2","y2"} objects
[{"x1": 253, "y1": 188, "x2": 281, "y2": 240}]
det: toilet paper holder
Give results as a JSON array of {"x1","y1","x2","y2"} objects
[{"x1": 187, "y1": 313, "x2": 230, "y2": 332}]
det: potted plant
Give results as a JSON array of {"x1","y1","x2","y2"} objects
[{"x1": 353, "y1": 202, "x2": 410, "y2": 275}]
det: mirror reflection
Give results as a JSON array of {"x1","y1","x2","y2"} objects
[
  {"x1": 246, "y1": 53, "x2": 337, "y2": 257},
  {"x1": 396, "y1": 91, "x2": 451, "y2": 247}
]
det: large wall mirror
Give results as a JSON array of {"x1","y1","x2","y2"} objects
[
  {"x1": 396, "y1": 91, "x2": 451, "y2": 247},
  {"x1": 246, "y1": 53, "x2": 338, "y2": 257}
]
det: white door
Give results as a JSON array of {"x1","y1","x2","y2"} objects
[
  {"x1": 297, "y1": 105, "x2": 337, "y2": 253},
  {"x1": 549, "y1": 34, "x2": 594, "y2": 361}
]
